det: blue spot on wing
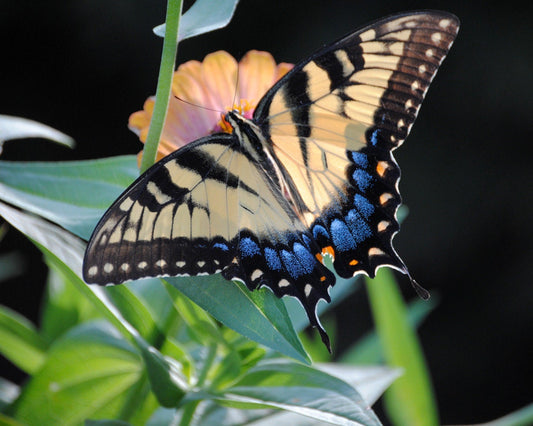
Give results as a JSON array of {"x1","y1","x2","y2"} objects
[
  {"x1": 264, "y1": 247, "x2": 282, "y2": 271},
  {"x1": 345, "y1": 209, "x2": 372, "y2": 244},
  {"x1": 293, "y1": 243, "x2": 316, "y2": 274},
  {"x1": 352, "y1": 170, "x2": 373, "y2": 191},
  {"x1": 353, "y1": 194, "x2": 375, "y2": 219},
  {"x1": 239, "y1": 237, "x2": 260, "y2": 257},
  {"x1": 281, "y1": 250, "x2": 306, "y2": 279},
  {"x1": 350, "y1": 151, "x2": 369, "y2": 168},
  {"x1": 369, "y1": 129, "x2": 380, "y2": 146},
  {"x1": 213, "y1": 242, "x2": 229, "y2": 251},
  {"x1": 330, "y1": 218, "x2": 357, "y2": 251}
]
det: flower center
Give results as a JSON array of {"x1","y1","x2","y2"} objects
[{"x1": 216, "y1": 99, "x2": 255, "y2": 134}]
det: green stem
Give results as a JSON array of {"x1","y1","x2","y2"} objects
[
  {"x1": 140, "y1": 0, "x2": 183, "y2": 173},
  {"x1": 366, "y1": 269, "x2": 438, "y2": 426}
]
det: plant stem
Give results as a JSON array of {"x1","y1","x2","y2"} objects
[{"x1": 140, "y1": 0, "x2": 183, "y2": 173}]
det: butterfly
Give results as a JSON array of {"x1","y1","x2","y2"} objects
[{"x1": 83, "y1": 10, "x2": 459, "y2": 350}]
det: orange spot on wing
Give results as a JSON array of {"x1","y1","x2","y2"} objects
[
  {"x1": 320, "y1": 276, "x2": 326, "y2": 282},
  {"x1": 376, "y1": 161, "x2": 388, "y2": 177},
  {"x1": 316, "y1": 246, "x2": 335, "y2": 263},
  {"x1": 322, "y1": 246, "x2": 335, "y2": 258},
  {"x1": 379, "y1": 193, "x2": 393, "y2": 205},
  {"x1": 349, "y1": 259, "x2": 359, "y2": 266}
]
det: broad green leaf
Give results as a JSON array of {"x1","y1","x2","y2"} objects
[
  {"x1": 164, "y1": 282, "x2": 224, "y2": 346},
  {"x1": 166, "y1": 276, "x2": 310, "y2": 364},
  {"x1": 105, "y1": 284, "x2": 163, "y2": 344},
  {"x1": 220, "y1": 359, "x2": 381, "y2": 425},
  {"x1": 154, "y1": 0, "x2": 240, "y2": 40},
  {"x1": 340, "y1": 296, "x2": 438, "y2": 365},
  {"x1": 315, "y1": 364, "x2": 402, "y2": 407},
  {"x1": 147, "y1": 365, "x2": 398, "y2": 425},
  {"x1": 0, "y1": 156, "x2": 137, "y2": 239},
  {"x1": 135, "y1": 336, "x2": 187, "y2": 408},
  {"x1": 13, "y1": 322, "x2": 144, "y2": 425},
  {"x1": 0, "y1": 305, "x2": 47, "y2": 374},
  {"x1": 0, "y1": 200, "x2": 146, "y2": 340},
  {"x1": 0, "y1": 201, "x2": 189, "y2": 413},
  {"x1": 366, "y1": 269, "x2": 438, "y2": 425},
  {"x1": 207, "y1": 365, "x2": 399, "y2": 426},
  {"x1": 40, "y1": 254, "x2": 101, "y2": 342},
  {"x1": 127, "y1": 279, "x2": 179, "y2": 336},
  {"x1": 0, "y1": 114, "x2": 74, "y2": 148}
]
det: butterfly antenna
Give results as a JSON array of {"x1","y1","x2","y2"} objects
[{"x1": 173, "y1": 95, "x2": 223, "y2": 114}]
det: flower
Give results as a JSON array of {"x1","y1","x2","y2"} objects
[{"x1": 129, "y1": 50, "x2": 293, "y2": 164}]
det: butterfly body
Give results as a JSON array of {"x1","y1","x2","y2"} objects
[{"x1": 84, "y1": 11, "x2": 459, "y2": 348}]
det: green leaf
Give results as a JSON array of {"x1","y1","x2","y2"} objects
[
  {"x1": 220, "y1": 359, "x2": 381, "y2": 425},
  {"x1": 12, "y1": 321, "x2": 144, "y2": 425},
  {"x1": 0, "y1": 156, "x2": 137, "y2": 239},
  {"x1": 40, "y1": 254, "x2": 101, "y2": 342},
  {"x1": 315, "y1": 364, "x2": 402, "y2": 407},
  {"x1": 191, "y1": 364, "x2": 399, "y2": 425},
  {"x1": 135, "y1": 336, "x2": 187, "y2": 408},
  {"x1": 105, "y1": 284, "x2": 163, "y2": 344},
  {"x1": 366, "y1": 269, "x2": 438, "y2": 425},
  {"x1": 0, "y1": 305, "x2": 47, "y2": 374},
  {"x1": 127, "y1": 279, "x2": 179, "y2": 336},
  {"x1": 0, "y1": 114, "x2": 74, "y2": 148},
  {"x1": 153, "y1": 0, "x2": 240, "y2": 41},
  {"x1": 166, "y1": 276, "x2": 310, "y2": 364},
  {"x1": 164, "y1": 282, "x2": 223, "y2": 346},
  {"x1": 0, "y1": 200, "x2": 146, "y2": 340},
  {"x1": 0, "y1": 198, "x2": 192, "y2": 413}
]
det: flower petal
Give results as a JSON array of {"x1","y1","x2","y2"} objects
[
  {"x1": 129, "y1": 50, "x2": 293, "y2": 163},
  {"x1": 201, "y1": 51, "x2": 238, "y2": 111},
  {"x1": 237, "y1": 50, "x2": 277, "y2": 102}
]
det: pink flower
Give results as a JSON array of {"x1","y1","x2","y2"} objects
[{"x1": 129, "y1": 50, "x2": 293, "y2": 163}]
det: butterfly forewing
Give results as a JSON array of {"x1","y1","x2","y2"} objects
[{"x1": 254, "y1": 10, "x2": 459, "y2": 278}]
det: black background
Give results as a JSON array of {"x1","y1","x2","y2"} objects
[{"x1": 1, "y1": 0, "x2": 532, "y2": 424}]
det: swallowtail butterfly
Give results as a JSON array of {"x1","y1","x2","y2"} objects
[{"x1": 84, "y1": 10, "x2": 459, "y2": 349}]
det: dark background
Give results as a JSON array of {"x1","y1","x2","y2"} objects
[{"x1": 1, "y1": 0, "x2": 531, "y2": 424}]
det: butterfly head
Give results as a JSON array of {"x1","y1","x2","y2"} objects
[{"x1": 218, "y1": 100, "x2": 255, "y2": 133}]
